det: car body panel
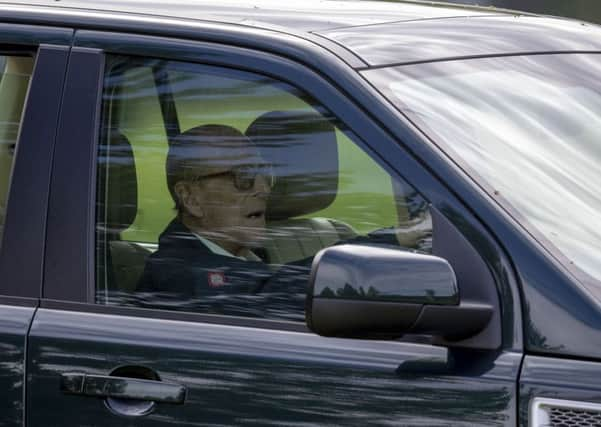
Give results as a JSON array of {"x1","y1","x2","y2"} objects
[
  {"x1": 43, "y1": 46, "x2": 103, "y2": 303},
  {"x1": 519, "y1": 355, "x2": 601, "y2": 426},
  {"x1": 521, "y1": 280, "x2": 601, "y2": 359},
  {"x1": 0, "y1": 0, "x2": 498, "y2": 32},
  {"x1": 27, "y1": 308, "x2": 521, "y2": 426},
  {"x1": 318, "y1": 15, "x2": 601, "y2": 66},
  {"x1": 0, "y1": 301, "x2": 36, "y2": 427},
  {"x1": 0, "y1": 21, "x2": 72, "y2": 45}
]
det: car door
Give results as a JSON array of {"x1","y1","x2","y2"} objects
[
  {"x1": 27, "y1": 28, "x2": 524, "y2": 426},
  {"x1": 0, "y1": 23, "x2": 72, "y2": 427}
]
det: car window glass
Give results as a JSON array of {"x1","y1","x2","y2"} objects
[
  {"x1": 364, "y1": 54, "x2": 601, "y2": 291},
  {"x1": 95, "y1": 56, "x2": 432, "y2": 321},
  {"x1": 0, "y1": 55, "x2": 34, "y2": 246}
]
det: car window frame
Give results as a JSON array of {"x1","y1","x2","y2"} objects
[
  {"x1": 42, "y1": 28, "x2": 523, "y2": 352},
  {"x1": 0, "y1": 23, "x2": 73, "y2": 304}
]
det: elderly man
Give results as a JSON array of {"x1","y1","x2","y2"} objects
[{"x1": 137, "y1": 124, "x2": 275, "y2": 301}]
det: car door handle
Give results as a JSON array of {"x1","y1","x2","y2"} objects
[{"x1": 60, "y1": 373, "x2": 186, "y2": 404}]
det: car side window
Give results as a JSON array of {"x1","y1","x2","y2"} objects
[
  {"x1": 95, "y1": 55, "x2": 432, "y2": 321},
  {"x1": 0, "y1": 54, "x2": 34, "y2": 246}
]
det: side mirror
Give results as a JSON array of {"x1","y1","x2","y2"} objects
[{"x1": 306, "y1": 245, "x2": 494, "y2": 343}]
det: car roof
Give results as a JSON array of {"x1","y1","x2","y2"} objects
[
  {"x1": 0, "y1": 0, "x2": 503, "y2": 32},
  {"x1": 2, "y1": 0, "x2": 601, "y2": 67}
]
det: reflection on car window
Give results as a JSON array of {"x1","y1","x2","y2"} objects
[
  {"x1": 0, "y1": 55, "x2": 33, "y2": 246},
  {"x1": 95, "y1": 56, "x2": 432, "y2": 321},
  {"x1": 364, "y1": 54, "x2": 601, "y2": 292}
]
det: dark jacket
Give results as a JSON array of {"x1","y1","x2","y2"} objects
[
  {"x1": 138, "y1": 219, "x2": 273, "y2": 296},
  {"x1": 136, "y1": 219, "x2": 309, "y2": 319}
]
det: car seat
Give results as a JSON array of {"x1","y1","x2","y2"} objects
[
  {"x1": 97, "y1": 132, "x2": 152, "y2": 296},
  {"x1": 246, "y1": 110, "x2": 357, "y2": 264}
]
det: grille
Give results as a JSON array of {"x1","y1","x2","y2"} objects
[
  {"x1": 531, "y1": 398, "x2": 601, "y2": 427},
  {"x1": 548, "y1": 407, "x2": 601, "y2": 426}
]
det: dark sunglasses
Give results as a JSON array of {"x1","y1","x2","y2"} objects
[{"x1": 194, "y1": 164, "x2": 276, "y2": 191}]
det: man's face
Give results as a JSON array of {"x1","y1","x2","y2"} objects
[{"x1": 189, "y1": 167, "x2": 271, "y2": 251}]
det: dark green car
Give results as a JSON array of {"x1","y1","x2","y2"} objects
[{"x1": 1, "y1": 1, "x2": 600, "y2": 426}]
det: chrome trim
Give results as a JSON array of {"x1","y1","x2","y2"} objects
[{"x1": 530, "y1": 397, "x2": 601, "y2": 426}]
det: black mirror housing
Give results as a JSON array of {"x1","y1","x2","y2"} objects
[
  {"x1": 306, "y1": 244, "x2": 494, "y2": 345},
  {"x1": 309, "y1": 244, "x2": 459, "y2": 305}
]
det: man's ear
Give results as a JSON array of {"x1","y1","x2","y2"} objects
[{"x1": 174, "y1": 181, "x2": 204, "y2": 218}]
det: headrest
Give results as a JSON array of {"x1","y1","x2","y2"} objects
[
  {"x1": 97, "y1": 132, "x2": 138, "y2": 235},
  {"x1": 246, "y1": 110, "x2": 338, "y2": 220}
]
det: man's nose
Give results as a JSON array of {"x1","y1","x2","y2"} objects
[{"x1": 253, "y1": 175, "x2": 270, "y2": 197}]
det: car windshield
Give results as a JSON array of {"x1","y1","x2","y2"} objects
[{"x1": 363, "y1": 54, "x2": 601, "y2": 292}]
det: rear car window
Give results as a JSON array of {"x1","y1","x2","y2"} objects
[{"x1": 0, "y1": 54, "x2": 34, "y2": 246}]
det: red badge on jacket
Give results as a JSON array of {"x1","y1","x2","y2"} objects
[{"x1": 208, "y1": 271, "x2": 226, "y2": 288}]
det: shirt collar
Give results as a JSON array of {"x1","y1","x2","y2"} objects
[{"x1": 193, "y1": 233, "x2": 243, "y2": 259}]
